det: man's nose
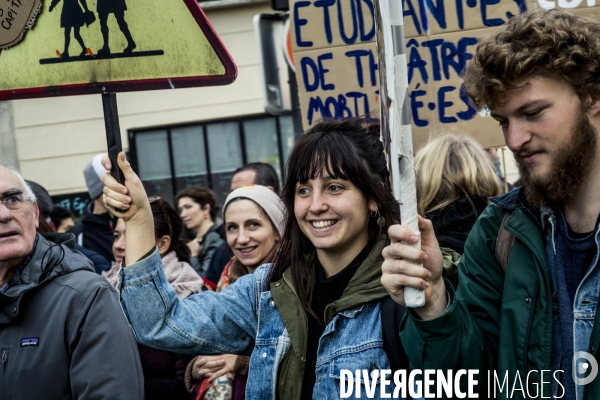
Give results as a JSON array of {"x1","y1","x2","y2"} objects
[
  {"x1": 505, "y1": 120, "x2": 532, "y2": 152},
  {"x1": 0, "y1": 201, "x2": 12, "y2": 222}
]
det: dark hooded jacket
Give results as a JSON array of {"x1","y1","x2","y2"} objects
[
  {"x1": 426, "y1": 194, "x2": 489, "y2": 255},
  {"x1": 72, "y1": 199, "x2": 116, "y2": 263},
  {"x1": 0, "y1": 232, "x2": 143, "y2": 399},
  {"x1": 426, "y1": 195, "x2": 489, "y2": 289}
]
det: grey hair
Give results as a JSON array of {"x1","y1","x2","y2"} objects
[{"x1": 2, "y1": 166, "x2": 38, "y2": 202}]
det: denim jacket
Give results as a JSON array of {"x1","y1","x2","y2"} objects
[
  {"x1": 496, "y1": 189, "x2": 600, "y2": 399},
  {"x1": 540, "y1": 204, "x2": 600, "y2": 400},
  {"x1": 118, "y1": 247, "x2": 399, "y2": 400}
]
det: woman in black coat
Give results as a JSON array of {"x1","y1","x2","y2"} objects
[{"x1": 415, "y1": 133, "x2": 501, "y2": 287}]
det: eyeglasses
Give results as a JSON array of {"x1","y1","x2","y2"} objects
[
  {"x1": 148, "y1": 196, "x2": 173, "y2": 238},
  {"x1": 1, "y1": 193, "x2": 33, "y2": 211}
]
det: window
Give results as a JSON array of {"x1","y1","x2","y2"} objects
[
  {"x1": 129, "y1": 115, "x2": 293, "y2": 208},
  {"x1": 243, "y1": 117, "x2": 280, "y2": 178},
  {"x1": 206, "y1": 121, "x2": 243, "y2": 202},
  {"x1": 135, "y1": 130, "x2": 173, "y2": 202},
  {"x1": 171, "y1": 126, "x2": 208, "y2": 191}
]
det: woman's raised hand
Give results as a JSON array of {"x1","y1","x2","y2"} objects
[
  {"x1": 100, "y1": 152, "x2": 150, "y2": 223},
  {"x1": 381, "y1": 216, "x2": 448, "y2": 320},
  {"x1": 101, "y1": 152, "x2": 155, "y2": 264}
]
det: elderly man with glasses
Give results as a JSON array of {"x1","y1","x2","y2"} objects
[{"x1": 0, "y1": 165, "x2": 144, "y2": 399}]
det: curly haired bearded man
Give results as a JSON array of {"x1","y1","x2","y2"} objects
[{"x1": 381, "y1": 9, "x2": 600, "y2": 400}]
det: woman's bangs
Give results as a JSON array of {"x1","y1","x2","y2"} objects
[{"x1": 289, "y1": 134, "x2": 353, "y2": 184}]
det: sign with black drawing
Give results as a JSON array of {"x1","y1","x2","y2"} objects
[{"x1": 0, "y1": 0, "x2": 237, "y2": 100}]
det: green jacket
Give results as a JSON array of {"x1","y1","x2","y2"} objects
[
  {"x1": 401, "y1": 189, "x2": 600, "y2": 399},
  {"x1": 271, "y1": 237, "x2": 390, "y2": 400}
]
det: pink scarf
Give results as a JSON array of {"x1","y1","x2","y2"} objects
[{"x1": 103, "y1": 250, "x2": 204, "y2": 298}]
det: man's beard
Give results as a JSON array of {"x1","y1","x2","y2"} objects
[{"x1": 516, "y1": 111, "x2": 598, "y2": 208}]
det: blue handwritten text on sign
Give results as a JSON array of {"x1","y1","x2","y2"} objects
[
  {"x1": 294, "y1": 0, "x2": 376, "y2": 48},
  {"x1": 403, "y1": 0, "x2": 528, "y2": 36},
  {"x1": 407, "y1": 35, "x2": 478, "y2": 127}
]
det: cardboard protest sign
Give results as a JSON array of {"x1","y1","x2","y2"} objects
[
  {"x1": 0, "y1": 0, "x2": 236, "y2": 100},
  {"x1": 290, "y1": 0, "x2": 600, "y2": 150},
  {"x1": 0, "y1": 0, "x2": 42, "y2": 48},
  {"x1": 291, "y1": 0, "x2": 379, "y2": 129}
]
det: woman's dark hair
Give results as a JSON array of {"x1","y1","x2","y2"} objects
[
  {"x1": 151, "y1": 198, "x2": 191, "y2": 263},
  {"x1": 268, "y1": 117, "x2": 400, "y2": 321},
  {"x1": 37, "y1": 216, "x2": 55, "y2": 233},
  {"x1": 175, "y1": 186, "x2": 219, "y2": 221}
]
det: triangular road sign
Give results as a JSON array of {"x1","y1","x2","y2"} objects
[{"x1": 0, "y1": 0, "x2": 237, "y2": 100}]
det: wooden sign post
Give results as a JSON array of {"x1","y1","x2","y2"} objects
[{"x1": 102, "y1": 93, "x2": 125, "y2": 185}]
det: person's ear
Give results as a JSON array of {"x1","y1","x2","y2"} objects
[
  {"x1": 156, "y1": 235, "x2": 171, "y2": 257},
  {"x1": 202, "y1": 203, "x2": 212, "y2": 220},
  {"x1": 588, "y1": 93, "x2": 600, "y2": 117},
  {"x1": 33, "y1": 202, "x2": 40, "y2": 228},
  {"x1": 368, "y1": 199, "x2": 378, "y2": 213}
]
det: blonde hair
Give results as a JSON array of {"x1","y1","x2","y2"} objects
[{"x1": 415, "y1": 134, "x2": 501, "y2": 216}]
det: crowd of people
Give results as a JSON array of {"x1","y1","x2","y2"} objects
[{"x1": 1, "y1": 8, "x2": 600, "y2": 400}]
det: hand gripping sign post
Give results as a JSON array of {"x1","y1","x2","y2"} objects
[
  {"x1": 374, "y1": 0, "x2": 424, "y2": 308},
  {"x1": 0, "y1": 0, "x2": 237, "y2": 182}
]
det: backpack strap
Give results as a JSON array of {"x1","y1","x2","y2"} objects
[
  {"x1": 494, "y1": 211, "x2": 515, "y2": 272},
  {"x1": 381, "y1": 296, "x2": 412, "y2": 399}
]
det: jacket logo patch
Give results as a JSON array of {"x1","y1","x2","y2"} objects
[{"x1": 21, "y1": 337, "x2": 39, "y2": 347}]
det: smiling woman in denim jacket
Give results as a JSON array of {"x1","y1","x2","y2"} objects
[
  {"x1": 100, "y1": 118, "x2": 406, "y2": 400},
  {"x1": 186, "y1": 185, "x2": 286, "y2": 400}
]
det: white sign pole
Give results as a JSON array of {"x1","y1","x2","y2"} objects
[{"x1": 375, "y1": 0, "x2": 425, "y2": 308}]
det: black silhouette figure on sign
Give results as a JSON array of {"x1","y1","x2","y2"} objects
[
  {"x1": 40, "y1": 0, "x2": 163, "y2": 64},
  {"x1": 49, "y1": 0, "x2": 94, "y2": 58},
  {"x1": 97, "y1": 0, "x2": 136, "y2": 56}
]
